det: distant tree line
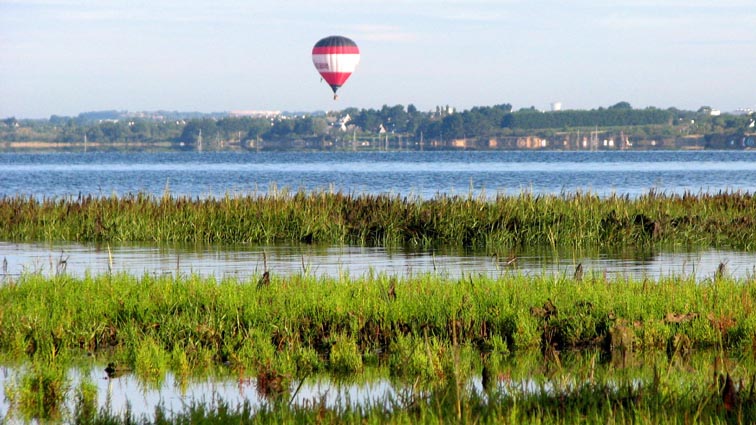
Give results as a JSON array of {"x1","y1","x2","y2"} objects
[
  {"x1": 1, "y1": 102, "x2": 753, "y2": 149},
  {"x1": 502, "y1": 105, "x2": 673, "y2": 130}
]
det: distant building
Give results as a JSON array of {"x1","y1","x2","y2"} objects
[
  {"x1": 451, "y1": 138, "x2": 469, "y2": 148},
  {"x1": 550, "y1": 102, "x2": 562, "y2": 112},
  {"x1": 230, "y1": 110, "x2": 281, "y2": 118},
  {"x1": 516, "y1": 136, "x2": 548, "y2": 149},
  {"x1": 733, "y1": 108, "x2": 754, "y2": 116},
  {"x1": 338, "y1": 114, "x2": 351, "y2": 131}
]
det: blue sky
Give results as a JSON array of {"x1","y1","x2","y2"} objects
[{"x1": 1, "y1": 0, "x2": 755, "y2": 118}]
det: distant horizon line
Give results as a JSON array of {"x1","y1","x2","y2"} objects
[{"x1": 4, "y1": 103, "x2": 755, "y2": 121}]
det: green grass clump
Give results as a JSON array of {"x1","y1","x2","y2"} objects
[
  {"x1": 1, "y1": 189, "x2": 755, "y2": 249},
  {"x1": 329, "y1": 333, "x2": 363, "y2": 374},
  {"x1": 132, "y1": 337, "x2": 169, "y2": 383},
  {"x1": 389, "y1": 334, "x2": 443, "y2": 381}
]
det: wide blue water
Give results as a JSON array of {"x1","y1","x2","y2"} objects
[{"x1": 2, "y1": 150, "x2": 756, "y2": 199}]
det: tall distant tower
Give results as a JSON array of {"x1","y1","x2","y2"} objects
[{"x1": 550, "y1": 102, "x2": 562, "y2": 112}]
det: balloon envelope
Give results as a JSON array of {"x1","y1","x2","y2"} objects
[{"x1": 312, "y1": 36, "x2": 360, "y2": 96}]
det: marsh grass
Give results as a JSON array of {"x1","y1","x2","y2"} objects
[
  {"x1": 1, "y1": 271, "x2": 754, "y2": 375},
  {"x1": 1, "y1": 189, "x2": 755, "y2": 249},
  {"x1": 2, "y1": 267, "x2": 755, "y2": 421},
  {"x1": 3, "y1": 188, "x2": 756, "y2": 422}
]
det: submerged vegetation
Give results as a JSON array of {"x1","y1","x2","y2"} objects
[{"x1": 1, "y1": 189, "x2": 756, "y2": 250}]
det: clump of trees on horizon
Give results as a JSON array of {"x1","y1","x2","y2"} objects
[{"x1": 1, "y1": 102, "x2": 753, "y2": 150}]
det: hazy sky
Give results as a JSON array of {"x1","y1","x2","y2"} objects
[{"x1": 1, "y1": 0, "x2": 755, "y2": 118}]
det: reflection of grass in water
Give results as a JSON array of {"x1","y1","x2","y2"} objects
[
  {"x1": 33, "y1": 352, "x2": 756, "y2": 424},
  {"x1": 2, "y1": 349, "x2": 755, "y2": 423},
  {"x1": 3, "y1": 362, "x2": 69, "y2": 422},
  {"x1": 1, "y1": 190, "x2": 756, "y2": 250},
  {"x1": 73, "y1": 375, "x2": 98, "y2": 424}
]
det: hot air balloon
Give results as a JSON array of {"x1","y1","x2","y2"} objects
[{"x1": 312, "y1": 36, "x2": 360, "y2": 100}]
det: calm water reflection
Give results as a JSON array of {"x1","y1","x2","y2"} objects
[
  {"x1": 1, "y1": 241, "x2": 754, "y2": 281},
  {"x1": 0, "y1": 349, "x2": 747, "y2": 421}
]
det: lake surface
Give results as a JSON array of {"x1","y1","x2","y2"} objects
[
  {"x1": 2, "y1": 241, "x2": 754, "y2": 282},
  {"x1": 3, "y1": 150, "x2": 756, "y2": 199}
]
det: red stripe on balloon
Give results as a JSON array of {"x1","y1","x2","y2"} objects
[
  {"x1": 319, "y1": 72, "x2": 353, "y2": 87},
  {"x1": 312, "y1": 46, "x2": 360, "y2": 55}
]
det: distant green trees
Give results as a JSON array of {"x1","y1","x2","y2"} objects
[
  {"x1": 176, "y1": 116, "x2": 331, "y2": 148},
  {"x1": 1, "y1": 102, "x2": 752, "y2": 150},
  {"x1": 502, "y1": 106, "x2": 673, "y2": 130}
]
